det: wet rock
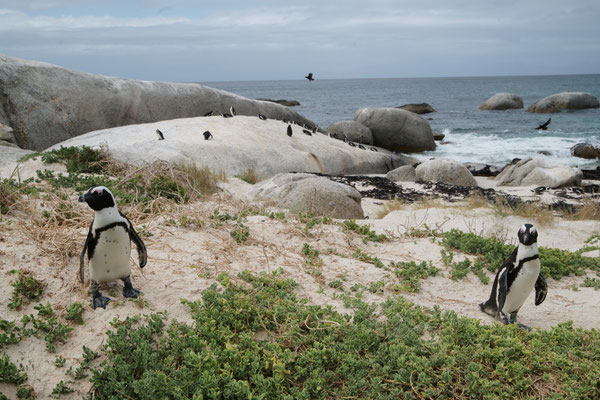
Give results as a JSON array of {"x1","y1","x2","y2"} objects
[
  {"x1": 397, "y1": 103, "x2": 436, "y2": 114},
  {"x1": 571, "y1": 143, "x2": 600, "y2": 159}
]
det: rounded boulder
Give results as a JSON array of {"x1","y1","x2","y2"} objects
[
  {"x1": 354, "y1": 107, "x2": 436, "y2": 153},
  {"x1": 527, "y1": 92, "x2": 600, "y2": 113},
  {"x1": 415, "y1": 159, "x2": 477, "y2": 187},
  {"x1": 479, "y1": 93, "x2": 524, "y2": 110},
  {"x1": 495, "y1": 158, "x2": 582, "y2": 188},
  {"x1": 326, "y1": 121, "x2": 373, "y2": 144}
]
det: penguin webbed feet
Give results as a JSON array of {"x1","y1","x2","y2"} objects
[
  {"x1": 500, "y1": 311, "x2": 530, "y2": 330},
  {"x1": 92, "y1": 292, "x2": 110, "y2": 310},
  {"x1": 122, "y1": 276, "x2": 140, "y2": 299}
]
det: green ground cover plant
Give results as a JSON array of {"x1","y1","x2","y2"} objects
[
  {"x1": 341, "y1": 220, "x2": 389, "y2": 243},
  {"x1": 8, "y1": 270, "x2": 46, "y2": 311},
  {"x1": 86, "y1": 271, "x2": 600, "y2": 399}
]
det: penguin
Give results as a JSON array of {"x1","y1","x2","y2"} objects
[
  {"x1": 203, "y1": 110, "x2": 213, "y2": 117},
  {"x1": 230, "y1": 106, "x2": 236, "y2": 116},
  {"x1": 370, "y1": 147, "x2": 378, "y2": 152},
  {"x1": 203, "y1": 130, "x2": 213, "y2": 140},
  {"x1": 348, "y1": 142, "x2": 356, "y2": 147},
  {"x1": 79, "y1": 186, "x2": 147, "y2": 310},
  {"x1": 312, "y1": 126, "x2": 317, "y2": 134},
  {"x1": 156, "y1": 129, "x2": 165, "y2": 140},
  {"x1": 358, "y1": 144, "x2": 366, "y2": 150},
  {"x1": 479, "y1": 223, "x2": 547, "y2": 328},
  {"x1": 302, "y1": 129, "x2": 312, "y2": 136},
  {"x1": 287, "y1": 124, "x2": 293, "y2": 137},
  {"x1": 258, "y1": 113, "x2": 267, "y2": 120},
  {"x1": 222, "y1": 113, "x2": 233, "y2": 118}
]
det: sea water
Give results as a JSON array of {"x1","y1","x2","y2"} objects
[{"x1": 203, "y1": 75, "x2": 600, "y2": 169}]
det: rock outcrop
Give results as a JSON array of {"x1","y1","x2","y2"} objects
[
  {"x1": 0, "y1": 122, "x2": 17, "y2": 147},
  {"x1": 386, "y1": 165, "x2": 416, "y2": 182},
  {"x1": 0, "y1": 54, "x2": 316, "y2": 151},
  {"x1": 354, "y1": 108, "x2": 435, "y2": 153},
  {"x1": 479, "y1": 93, "x2": 524, "y2": 110},
  {"x1": 527, "y1": 92, "x2": 600, "y2": 113},
  {"x1": 570, "y1": 143, "x2": 600, "y2": 159},
  {"x1": 495, "y1": 158, "x2": 582, "y2": 188},
  {"x1": 397, "y1": 103, "x2": 435, "y2": 114},
  {"x1": 415, "y1": 159, "x2": 477, "y2": 187},
  {"x1": 326, "y1": 121, "x2": 373, "y2": 144},
  {"x1": 249, "y1": 173, "x2": 364, "y2": 219},
  {"x1": 48, "y1": 116, "x2": 413, "y2": 180},
  {"x1": 255, "y1": 99, "x2": 301, "y2": 107}
]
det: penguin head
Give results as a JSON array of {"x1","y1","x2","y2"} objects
[
  {"x1": 79, "y1": 186, "x2": 116, "y2": 211},
  {"x1": 517, "y1": 223, "x2": 538, "y2": 246}
]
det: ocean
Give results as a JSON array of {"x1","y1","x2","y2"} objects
[{"x1": 203, "y1": 75, "x2": 600, "y2": 169}]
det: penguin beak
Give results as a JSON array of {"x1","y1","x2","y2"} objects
[{"x1": 78, "y1": 194, "x2": 87, "y2": 202}]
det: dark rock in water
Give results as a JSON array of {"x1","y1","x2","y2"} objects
[
  {"x1": 582, "y1": 167, "x2": 600, "y2": 180},
  {"x1": 256, "y1": 98, "x2": 301, "y2": 107},
  {"x1": 571, "y1": 143, "x2": 600, "y2": 159},
  {"x1": 433, "y1": 133, "x2": 445, "y2": 141},
  {"x1": 397, "y1": 103, "x2": 436, "y2": 114},
  {"x1": 537, "y1": 150, "x2": 552, "y2": 156},
  {"x1": 463, "y1": 162, "x2": 502, "y2": 177}
]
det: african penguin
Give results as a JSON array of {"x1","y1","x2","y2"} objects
[
  {"x1": 203, "y1": 130, "x2": 213, "y2": 140},
  {"x1": 156, "y1": 129, "x2": 165, "y2": 140},
  {"x1": 79, "y1": 186, "x2": 147, "y2": 310},
  {"x1": 203, "y1": 110, "x2": 213, "y2": 117},
  {"x1": 358, "y1": 144, "x2": 366, "y2": 150},
  {"x1": 230, "y1": 106, "x2": 236, "y2": 116},
  {"x1": 287, "y1": 125, "x2": 293, "y2": 137},
  {"x1": 479, "y1": 223, "x2": 547, "y2": 328},
  {"x1": 302, "y1": 129, "x2": 312, "y2": 136},
  {"x1": 258, "y1": 113, "x2": 267, "y2": 120},
  {"x1": 222, "y1": 113, "x2": 233, "y2": 118}
]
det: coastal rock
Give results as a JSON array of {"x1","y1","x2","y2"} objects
[
  {"x1": 386, "y1": 165, "x2": 416, "y2": 182},
  {"x1": 0, "y1": 122, "x2": 16, "y2": 145},
  {"x1": 463, "y1": 162, "x2": 501, "y2": 177},
  {"x1": 0, "y1": 54, "x2": 316, "y2": 151},
  {"x1": 0, "y1": 146, "x2": 34, "y2": 177},
  {"x1": 527, "y1": 92, "x2": 600, "y2": 113},
  {"x1": 433, "y1": 132, "x2": 445, "y2": 141},
  {"x1": 570, "y1": 143, "x2": 600, "y2": 159},
  {"x1": 479, "y1": 93, "x2": 524, "y2": 110},
  {"x1": 354, "y1": 107, "x2": 436, "y2": 153},
  {"x1": 249, "y1": 173, "x2": 364, "y2": 219},
  {"x1": 415, "y1": 159, "x2": 478, "y2": 187},
  {"x1": 496, "y1": 158, "x2": 582, "y2": 188},
  {"x1": 397, "y1": 103, "x2": 435, "y2": 114},
  {"x1": 48, "y1": 116, "x2": 413, "y2": 180},
  {"x1": 325, "y1": 121, "x2": 373, "y2": 144},
  {"x1": 255, "y1": 98, "x2": 300, "y2": 107}
]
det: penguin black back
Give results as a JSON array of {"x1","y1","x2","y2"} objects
[{"x1": 287, "y1": 125, "x2": 293, "y2": 137}]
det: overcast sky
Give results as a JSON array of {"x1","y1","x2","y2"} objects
[{"x1": 1, "y1": 1, "x2": 599, "y2": 82}]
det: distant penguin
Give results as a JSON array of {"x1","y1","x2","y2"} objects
[
  {"x1": 479, "y1": 224, "x2": 547, "y2": 328},
  {"x1": 348, "y1": 142, "x2": 356, "y2": 147},
  {"x1": 370, "y1": 147, "x2": 378, "y2": 152},
  {"x1": 287, "y1": 125, "x2": 293, "y2": 137},
  {"x1": 230, "y1": 106, "x2": 236, "y2": 116},
  {"x1": 302, "y1": 129, "x2": 312, "y2": 136},
  {"x1": 79, "y1": 186, "x2": 147, "y2": 310},
  {"x1": 344, "y1": 135, "x2": 349, "y2": 143},
  {"x1": 156, "y1": 129, "x2": 165, "y2": 140},
  {"x1": 203, "y1": 130, "x2": 213, "y2": 140},
  {"x1": 222, "y1": 113, "x2": 233, "y2": 118},
  {"x1": 258, "y1": 113, "x2": 267, "y2": 120},
  {"x1": 282, "y1": 119, "x2": 289, "y2": 124},
  {"x1": 312, "y1": 126, "x2": 317, "y2": 133},
  {"x1": 358, "y1": 144, "x2": 366, "y2": 150},
  {"x1": 203, "y1": 110, "x2": 213, "y2": 117}
]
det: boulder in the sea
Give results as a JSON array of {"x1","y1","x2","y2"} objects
[
  {"x1": 0, "y1": 54, "x2": 316, "y2": 150},
  {"x1": 249, "y1": 173, "x2": 364, "y2": 219},
  {"x1": 354, "y1": 107, "x2": 436, "y2": 153},
  {"x1": 386, "y1": 165, "x2": 416, "y2": 182},
  {"x1": 527, "y1": 92, "x2": 600, "y2": 113},
  {"x1": 325, "y1": 121, "x2": 373, "y2": 144},
  {"x1": 415, "y1": 159, "x2": 478, "y2": 187},
  {"x1": 255, "y1": 98, "x2": 301, "y2": 107},
  {"x1": 397, "y1": 103, "x2": 435, "y2": 114},
  {"x1": 570, "y1": 143, "x2": 600, "y2": 159},
  {"x1": 433, "y1": 132, "x2": 445, "y2": 141},
  {"x1": 496, "y1": 158, "x2": 582, "y2": 188},
  {"x1": 479, "y1": 93, "x2": 524, "y2": 110},
  {"x1": 48, "y1": 116, "x2": 413, "y2": 180}
]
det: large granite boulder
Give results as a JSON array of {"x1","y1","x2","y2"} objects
[
  {"x1": 0, "y1": 146, "x2": 34, "y2": 177},
  {"x1": 397, "y1": 103, "x2": 435, "y2": 114},
  {"x1": 48, "y1": 116, "x2": 414, "y2": 180},
  {"x1": 249, "y1": 173, "x2": 364, "y2": 219},
  {"x1": 570, "y1": 143, "x2": 600, "y2": 159},
  {"x1": 0, "y1": 54, "x2": 317, "y2": 151},
  {"x1": 0, "y1": 122, "x2": 17, "y2": 146},
  {"x1": 255, "y1": 98, "x2": 300, "y2": 107},
  {"x1": 326, "y1": 121, "x2": 373, "y2": 144},
  {"x1": 527, "y1": 92, "x2": 600, "y2": 113},
  {"x1": 386, "y1": 165, "x2": 416, "y2": 182},
  {"x1": 479, "y1": 93, "x2": 524, "y2": 110},
  {"x1": 415, "y1": 159, "x2": 478, "y2": 187},
  {"x1": 496, "y1": 158, "x2": 582, "y2": 188},
  {"x1": 354, "y1": 107, "x2": 436, "y2": 153}
]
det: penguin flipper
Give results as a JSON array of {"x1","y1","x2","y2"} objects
[
  {"x1": 534, "y1": 273, "x2": 547, "y2": 306},
  {"x1": 479, "y1": 268, "x2": 499, "y2": 316},
  {"x1": 497, "y1": 266, "x2": 509, "y2": 317},
  {"x1": 121, "y1": 212, "x2": 148, "y2": 268},
  {"x1": 79, "y1": 222, "x2": 93, "y2": 283}
]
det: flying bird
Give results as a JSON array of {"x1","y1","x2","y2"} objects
[
  {"x1": 535, "y1": 118, "x2": 551, "y2": 130},
  {"x1": 305, "y1": 72, "x2": 314, "y2": 81}
]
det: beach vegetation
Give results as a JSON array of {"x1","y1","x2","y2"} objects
[
  {"x1": 341, "y1": 220, "x2": 388, "y2": 243},
  {"x1": 0, "y1": 353, "x2": 27, "y2": 385},
  {"x1": 8, "y1": 270, "x2": 46, "y2": 311},
  {"x1": 64, "y1": 302, "x2": 84, "y2": 325},
  {"x1": 389, "y1": 260, "x2": 439, "y2": 292}
]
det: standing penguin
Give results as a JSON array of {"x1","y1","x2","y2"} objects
[
  {"x1": 287, "y1": 124, "x2": 293, "y2": 137},
  {"x1": 479, "y1": 223, "x2": 547, "y2": 328},
  {"x1": 79, "y1": 186, "x2": 147, "y2": 309}
]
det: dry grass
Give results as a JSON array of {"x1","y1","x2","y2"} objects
[
  {"x1": 566, "y1": 198, "x2": 600, "y2": 221},
  {"x1": 235, "y1": 168, "x2": 259, "y2": 184},
  {"x1": 492, "y1": 197, "x2": 555, "y2": 226}
]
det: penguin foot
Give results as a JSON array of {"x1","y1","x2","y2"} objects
[
  {"x1": 92, "y1": 295, "x2": 110, "y2": 310},
  {"x1": 517, "y1": 323, "x2": 531, "y2": 330},
  {"x1": 123, "y1": 286, "x2": 140, "y2": 298}
]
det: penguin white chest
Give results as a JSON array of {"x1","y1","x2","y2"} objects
[
  {"x1": 502, "y1": 259, "x2": 541, "y2": 314},
  {"x1": 89, "y1": 227, "x2": 131, "y2": 283}
]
